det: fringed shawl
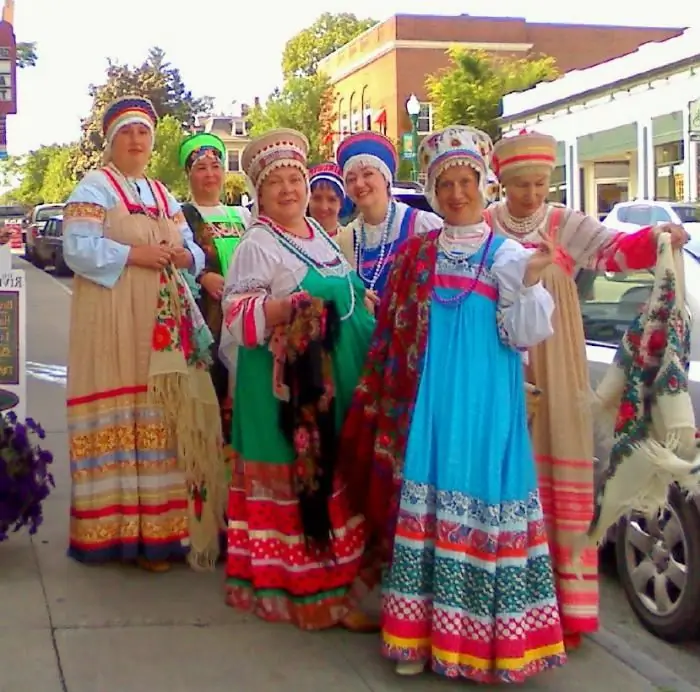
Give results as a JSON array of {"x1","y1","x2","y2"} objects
[
  {"x1": 338, "y1": 231, "x2": 439, "y2": 556},
  {"x1": 580, "y1": 234, "x2": 700, "y2": 550}
]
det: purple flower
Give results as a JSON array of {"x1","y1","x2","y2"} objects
[{"x1": 0, "y1": 413, "x2": 54, "y2": 542}]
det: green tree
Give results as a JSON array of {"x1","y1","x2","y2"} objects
[
  {"x1": 39, "y1": 144, "x2": 77, "y2": 202},
  {"x1": 147, "y1": 114, "x2": 188, "y2": 199},
  {"x1": 68, "y1": 47, "x2": 213, "y2": 180},
  {"x1": 248, "y1": 73, "x2": 336, "y2": 165},
  {"x1": 223, "y1": 173, "x2": 247, "y2": 205},
  {"x1": 0, "y1": 144, "x2": 70, "y2": 206},
  {"x1": 282, "y1": 12, "x2": 377, "y2": 80},
  {"x1": 17, "y1": 41, "x2": 37, "y2": 68},
  {"x1": 427, "y1": 49, "x2": 558, "y2": 141}
]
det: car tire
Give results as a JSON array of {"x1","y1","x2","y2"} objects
[
  {"x1": 54, "y1": 252, "x2": 71, "y2": 277},
  {"x1": 615, "y1": 484, "x2": 700, "y2": 642}
]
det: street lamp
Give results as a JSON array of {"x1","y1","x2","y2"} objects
[{"x1": 406, "y1": 94, "x2": 421, "y2": 182}]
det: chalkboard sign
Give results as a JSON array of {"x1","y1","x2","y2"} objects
[{"x1": 0, "y1": 289, "x2": 19, "y2": 385}]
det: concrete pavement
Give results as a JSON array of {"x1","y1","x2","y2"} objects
[{"x1": 0, "y1": 259, "x2": 683, "y2": 691}]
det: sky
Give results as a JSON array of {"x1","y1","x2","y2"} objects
[{"x1": 8, "y1": 0, "x2": 693, "y2": 156}]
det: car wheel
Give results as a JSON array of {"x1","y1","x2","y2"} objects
[
  {"x1": 615, "y1": 484, "x2": 700, "y2": 642},
  {"x1": 54, "y1": 252, "x2": 71, "y2": 277}
]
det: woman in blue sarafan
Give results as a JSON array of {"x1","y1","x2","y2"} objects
[{"x1": 335, "y1": 132, "x2": 442, "y2": 299}]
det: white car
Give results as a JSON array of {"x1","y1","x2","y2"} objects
[{"x1": 603, "y1": 200, "x2": 700, "y2": 237}]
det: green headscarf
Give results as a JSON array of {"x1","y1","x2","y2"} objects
[{"x1": 179, "y1": 132, "x2": 227, "y2": 172}]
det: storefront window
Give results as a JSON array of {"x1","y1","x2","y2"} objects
[{"x1": 654, "y1": 141, "x2": 684, "y2": 201}]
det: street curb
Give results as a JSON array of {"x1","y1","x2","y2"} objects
[{"x1": 590, "y1": 629, "x2": 700, "y2": 692}]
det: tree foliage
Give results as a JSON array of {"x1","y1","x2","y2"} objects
[
  {"x1": 68, "y1": 47, "x2": 213, "y2": 180},
  {"x1": 223, "y1": 173, "x2": 247, "y2": 205},
  {"x1": 2, "y1": 48, "x2": 212, "y2": 206},
  {"x1": 427, "y1": 49, "x2": 558, "y2": 141},
  {"x1": 282, "y1": 12, "x2": 377, "y2": 80},
  {"x1": 248, "y1": 74, "x2": 336, "y2": 165},
  {"x1": 16, "y1": 41, "x2": 37, "y2": 68},
  {"x1": 147, "y1": 115, "x2": 189, "y2": 199},
  {"x1": 0, "y1": 143, "x2": 76, "y2": 205}
]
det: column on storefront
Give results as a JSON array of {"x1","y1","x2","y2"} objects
[{"x1": 683, "y1": 101, "x2": 699, "y2": 202}]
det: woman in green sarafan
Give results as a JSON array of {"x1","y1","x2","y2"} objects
[{"x1": 179, "y1": 132, "x2": 251, "y2": 446}]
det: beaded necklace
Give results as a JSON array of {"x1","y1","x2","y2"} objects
[
  {"x1": 434, "y1": 230, "x2": 494, "y2": 306},
  {"x1": 496, "y1": 202, "x2": 546, "y2": 239},
  {"x1": 354, "y1": 201, "x2": 397, "y2": 291},
  {"x1": 257, "y1": 216, "x2": 356, "y2": 321}
]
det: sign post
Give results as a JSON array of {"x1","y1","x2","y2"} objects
[
  {"x1": 0, "y1": 18, "x2": 17, "y2": 160},
  {"x1": 0, "y1": 243, "x2": 25, "y2": 420}
]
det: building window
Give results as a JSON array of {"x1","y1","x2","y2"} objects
[
  {"x1": 340, "y1": 114, "x2": 349, "y2": 137},
  {"x1": 417, "y1": 103, "x2": 433, "y2": 135},
  {"x1": 227, "y1": 150, "x2": 241, "y2": 172},
  {"x1": 364, "y1": 100, "x2": 372, "y2": 131},
  {"x1": 232, "y1": 120, "x2": 246, "y2": 136},
  {"x1": 351, "y1": 107, "x2": 361, "y2": 133}
]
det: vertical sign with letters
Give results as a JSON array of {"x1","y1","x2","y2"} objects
[
  {"x1": 0, "y1": 245, "x2": 25, "y2": 419},
  {"x1": 0, "y1": 20, "x2": 17, "y2": 159}
]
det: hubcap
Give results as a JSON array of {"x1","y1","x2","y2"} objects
[{"x1": 623, "y1": 505, "x2": 688, "y2": 616}]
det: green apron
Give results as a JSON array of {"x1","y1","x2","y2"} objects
[{"x1": 231, "y1": 267, "x2": 375, "y2": 464}]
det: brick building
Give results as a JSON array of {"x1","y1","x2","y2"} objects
[{"x1": 318, "y1": 14, "x2": 683, "y2": 147}]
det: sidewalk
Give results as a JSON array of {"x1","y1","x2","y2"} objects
[{"x1": 1, "y1": 262, "x2": 665, "y2": 691}]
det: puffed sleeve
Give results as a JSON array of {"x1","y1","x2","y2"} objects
[
  {"x1": 414, "y1": 209, "x2": 444, "y2": 235},
  {"x1": 220, "y1": 232, "x2": 279, "y2": 352},
  {"x1": 491, "y1": 238, "x2": 554, "y2": 349},
  {"x1": 162, "y1": 187, "x2": 205, "y2": 276},
  {"x1": 555, "y1": 206, "x2": 657, "y2": 272},
  {"x1": 62, "y1": 171, "x2": 131, "y2": 289}
]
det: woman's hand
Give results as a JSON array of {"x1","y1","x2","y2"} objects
[
  {"x1": 656, "y1": 222, "x2": 689, "y2": 250},
  {"x1": 199, "y1": 271, "x2": 225, "y2": 300},
  {"x1": 523, "y1": 233, "x2": 555, "y2": 287},
  {"x1": 127, "y1": 245, "x2": 172, "y2": 270},
  {"x1": 364, "y1": 289, "x2": 379, "y2": 314},
  {"x1": 264, "y1": 291, "x2": 311, "y2": 327},
  {"x1": 170, "y1": 246, "x2": 194, "y2": 269}
]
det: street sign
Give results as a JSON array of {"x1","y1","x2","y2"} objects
[
  {"x1": 401, "y1": 132, "x2": 415, "y2": 160},
  {"x1": 0, "y1": 244, "x2": 25, "y2": 421},
  {"x1": 690, "y1": 99, "x2": 700, "y2": 142}
]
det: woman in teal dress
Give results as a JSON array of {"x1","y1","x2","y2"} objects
[{"x1": 219, "y1": 128, "x2": 377, "y2": 631}]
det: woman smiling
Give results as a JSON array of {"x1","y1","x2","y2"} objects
[{"x1": 220, "y1": 129, "x2": 377, "y2": 631}]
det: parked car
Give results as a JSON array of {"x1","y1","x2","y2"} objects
[
  {"x1": 602, "y1": 200, "x2": 700, "y2": 238},
  {"x1": 578, "y1": 239, "x2": 700, "y2": 642},
  {"x1": 23, "y1": 203, "x2": 66, "y2": 265},
  {"x1": 32, "y1": 215, "x2": 72, "y2": 276}
]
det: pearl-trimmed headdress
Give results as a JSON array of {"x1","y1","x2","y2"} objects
[{"x1": 418, "y1": 125, "x2": 494, "y2": 215}]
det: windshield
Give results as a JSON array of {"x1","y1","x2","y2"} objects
[
  {"x1": 35, "y1": 206, "x2": 64, "y2": 222},
  {"x1": 672, "y1": 205, "x2": 700, "y2": 224}
]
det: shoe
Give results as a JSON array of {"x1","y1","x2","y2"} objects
[
  {"x1": 136, "y1": 557, "x2": 171, "y2": 573},
  {"x1": 339, "y1": 610, "x2": 380, "y2": 633},
  {"x1": 395, "y1": 661, "x2": 425, "y2": 676}
]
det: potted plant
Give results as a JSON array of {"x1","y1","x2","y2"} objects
[{"x1": 0, "y1": 411, "x2": 54, "y2": 542}]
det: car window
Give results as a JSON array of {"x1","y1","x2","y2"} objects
[
  {"x1": 616, "y1": 206, "x2": 629, "y2": 223},
  {"x1": 56, "y1": 220, "x2": 64, "y2": 237},
  {"x1": 624, "y1": 205, "x2": 652, "y2": 226},
  {"x1": 576, "y1": 269, "x2": 654, "y2": 346},
  {"x1": 35, "y1": 206, "x2": 64, "y2": 222},
  {"x1": 672, "y1": 206, "x2": 700, "y2": 224},
  {"x1": 395, "y1": 193, "x2": 433, "y2": 213},
  {"x1": 43, "y1": 220, "x2": 53, "y2": 236},
  {"x1": 650, "y1": 207, "x2": 672, "y2": 224}
]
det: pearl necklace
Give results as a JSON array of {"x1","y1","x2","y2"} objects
[
  {"x1": 355, "y1": 201, "x2": 397, "y2": 291},
  {"x1": 498, "y1": 203, "x2": 546, "y2": 239},
  {"x1": 434, "y1": 230, "x2": 494, "y2": 306},
  {"x1": 258, "y1": 216, "x2": 356, "y2": 321}
]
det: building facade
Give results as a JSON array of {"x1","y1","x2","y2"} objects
[
  {"x1": 318, "y1": 14, "x2": 683, "y2": 150},
  {"x1": 193, "y1": 108, "x2": 254, "y2": 174},
  {"x1": 500, "y1": 29, "x2": 700, "y2": 217}
]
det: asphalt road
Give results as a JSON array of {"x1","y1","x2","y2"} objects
[{"x1": 17, "y1": 258, "x2": 700, "y2": 690}]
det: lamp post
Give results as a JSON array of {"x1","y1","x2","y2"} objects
[{"x1": 406, "y1": 94, "x2": 421, "y2": 182}]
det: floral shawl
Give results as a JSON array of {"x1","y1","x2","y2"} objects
[
  {"x1": 581, "y1": 234, "x2": 700, "y2": 550},
  {"x1": 338, "y1": 230, "x2": 439, "y2": 556}
]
